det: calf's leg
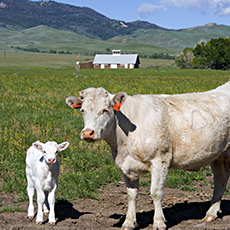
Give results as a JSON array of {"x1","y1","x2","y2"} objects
[
  {"x1": 47, "y1": 184, "x2": 57, "y2": 224},
  {"x1": 36, "y1": 189, "x2": 45, "y2": 224},
  {"x1": 26, "y1": 174, "x2": 35, "y2": 219},
  {"x1": 204, "y1": 151, "x2": 230, "y2": 222},
  {"x1": 43, "y1": 191, "x2": 49, "y2": 215},
  {"x1": 122, "y1": 175, "x2": 139, "y2": 230}
]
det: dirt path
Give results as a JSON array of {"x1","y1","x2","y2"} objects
[{"x1": 1, "y1": 181, "x2": 230, "y2": 230}]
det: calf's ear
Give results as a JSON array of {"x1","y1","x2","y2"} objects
[
  {"x1": 32, "y1": 141, "x2": 44, "y2": 151},
  {"x1": 112, "y1": 92, "x2": 127, "y2": 111},
  {"x1": 66, "y1": 96, "x2": 83, "y2": 109},
  {"x1": 58, "y1": 142, "x2": 69, "y2": 151}
]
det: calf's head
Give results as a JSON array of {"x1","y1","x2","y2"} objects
[
  {"x1": 66, "y1": 87, "x2": 127, "y2": 142},
  {"x1": 33, "y1": 141, "x2": 69, "y2": 164}
]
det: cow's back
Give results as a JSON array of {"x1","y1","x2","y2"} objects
[{"x1": 163, "y1": 91, "x2": 230, "y2": 170}]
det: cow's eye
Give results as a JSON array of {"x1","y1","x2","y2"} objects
[
  {"x1": 102, "y1": 109, "x2": 108, "y2": 114},
  {"x1": 56, "y1": 150, "x2": 58, "y2": 154},
  {"x1": 44, "y1": 151, "x2": 46, "y2": 154},
  {"x1": 81, "y1": 109, "x2": 85, "y2": 114}
]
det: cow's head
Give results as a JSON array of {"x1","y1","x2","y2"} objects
[
  {"x1": 33, "y1": 141, "x2": 69, "y2": 164},
  {"x1": 66, "y1": 87, "x2": 127, "y2": 142}
]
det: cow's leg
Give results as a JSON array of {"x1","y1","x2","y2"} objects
[
  {"x1": 150, "y1": 159, "x2": 169, "y2": 230},
  {"x1": 204, "y1": 151, "x2": 230, "y2": 222},
  {"x1": 122, "y1": 174, "x2": 139, "y2": 230}
]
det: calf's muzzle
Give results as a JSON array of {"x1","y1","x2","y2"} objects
[{"x1": 48, "y1": 158, "x2": 56, "y2": 164}]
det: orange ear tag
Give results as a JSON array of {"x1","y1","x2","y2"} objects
[
  {"x1": 113, "y1": 101, "x2": 121, "y2": 111},
  {"x1": 72, "y1": 103, "x2": 82, "y2": 108}
]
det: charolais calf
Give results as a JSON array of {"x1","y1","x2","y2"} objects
[
  {"x1": 66, "y1": 82, "x2": 230, "y2": 230},
  {"x1": 26, "y1": 141, "x2": 69, "y2": 225}
]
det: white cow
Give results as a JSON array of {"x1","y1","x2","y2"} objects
[
  {"x1": 26, "y1": 140, "x2": 69, "y2": 225},
  {"x1": 66, "y1": 82, "x2": 230, "y2": 230}
]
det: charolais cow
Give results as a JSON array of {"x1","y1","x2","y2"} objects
[{"x1": 66, "y1": 82, "x2": 230, "y2": 230}]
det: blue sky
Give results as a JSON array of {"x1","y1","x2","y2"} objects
[{"x1": 31, "y1": 0, "x2": 230, "y2": 29}]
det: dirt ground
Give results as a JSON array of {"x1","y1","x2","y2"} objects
[{"x1": 1, "y1": 179, "x2": 230, "y2": 230}]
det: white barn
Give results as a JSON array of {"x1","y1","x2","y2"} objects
[{"x1": 93, "y1": 50, "x2": 140, "y2": 69}]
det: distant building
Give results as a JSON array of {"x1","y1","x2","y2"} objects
[
  {"x1": 80, "y1": 60, "x2": 93, "y2": 69},
  {"x1": 93, "y1": 50, "x2": 140, "y2": 69}
]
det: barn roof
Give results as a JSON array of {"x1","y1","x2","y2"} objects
[{"x1": 93, "y1": 54, "x2": 140, "y2": 65}]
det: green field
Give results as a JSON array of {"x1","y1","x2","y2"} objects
[
  {"x1": 0, "y1": 51, "x2": 174, "y2": 69},
  {"x1": 1, "y1": 53, "x2": 230, "y2": 205}
]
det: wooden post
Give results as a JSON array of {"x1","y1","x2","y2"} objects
[{"x1": 4, "y1": 50, "x2": 6, "y2": 59}]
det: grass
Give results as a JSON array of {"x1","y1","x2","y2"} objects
[
  {"x1": 1, "y1": 52, "x2": 230, "y2": 207},
  {"x1": 0, "y1": 205, "x2": 23, "y2": 213}
]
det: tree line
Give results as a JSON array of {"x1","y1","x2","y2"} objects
[
  {"x1": 12, "y1": 46, "x2": 73, "y2": 55},
  {"x1": 11, "y1": 46, "x2": 175, "y2": 60},
  {"x1": 175, "y1": 37, "x2": 230, "y2": 70}
]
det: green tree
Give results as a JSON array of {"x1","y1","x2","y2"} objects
[
  {"x1": 193, "y1": 38, "x2": 230, "y2": 70},
  {"x1": 175, "y1": 47, "x2": 194, "y2": 69}
]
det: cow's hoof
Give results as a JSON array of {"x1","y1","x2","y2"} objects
[
  {"x1": 27, "y1": 216, "x2": 34, "y2": 220},
  {"x1": 36, "y1": 222, "x2": 43, "y2": 225},
  {"x1": 153, "y1": 226, "x2": 166, "y2": 230},
  {"x1": 44, "y1": 212, "x2": 49, "y2": 216},
  {"x1": 49, "y1": 222, "x2": 56, "y2": 225},
  {"x1": 121, "y1": 227, "x2": 133, "y2": 230},
  {"x1": 203, "y1": 215, "x2": 215, "y2": 222}
]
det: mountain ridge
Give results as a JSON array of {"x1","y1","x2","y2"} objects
[
  {"x1": 0, "y1": 0, "x2": 173, "y2": 40},
  {"x1": 1, "y1": 0, "x2": 230, "y2": 54}
]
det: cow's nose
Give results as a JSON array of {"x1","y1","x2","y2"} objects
[
  {"x1": 82, "y1": 129, "x2": 95, "y2": 140},
  {"x1": 48, "y1": 158, "x2": 55, "y2": 164}
]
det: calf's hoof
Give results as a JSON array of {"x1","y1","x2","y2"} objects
[
  {"x1": 121, "y1": 227, "x2": 133, "y2": 230},
  {"x1": 203, "y1": 215, "x2": 215, "y2": 222},
  {"x1": 44, "y1": 212, "x2": 49, "y2": 216},
  {"x1": 27, "y1": 216, "x2": 34, "y2": 220}
]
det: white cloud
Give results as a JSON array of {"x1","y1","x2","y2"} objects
[
  {"x1": 161, "y1": 0, "x2": 230, "y2": 16},
  {"x1": 138, "y1": 3, "x2": 167, "y2": 18},
  {"x1": 138, "y1": 0, "x2": 230, "y2": 18},
  {"x1": 216, "y1": 1, "x2": 230, "y2": 16}
]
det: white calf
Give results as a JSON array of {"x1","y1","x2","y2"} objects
[{"x1": 26, "y1": 140, "x2": 69, "y2": 225}]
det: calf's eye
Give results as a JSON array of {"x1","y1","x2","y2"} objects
[
  {"x1": 44, "y1": 151, "x2": 46, "y2": 154},
  {"x1": 81, "y1": 109, "x2": 85, "y2": 114}
]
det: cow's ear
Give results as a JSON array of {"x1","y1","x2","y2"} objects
[
  {"x1": 66, "y1": 96, "x2": 83, "y2": 109},
  {"x1": 112, "y1": 92, "x2": 127, "y2": 111}
]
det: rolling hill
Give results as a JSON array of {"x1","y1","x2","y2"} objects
[{"x1": 0, "y1": 25, "x2": 177, "y2": 55}]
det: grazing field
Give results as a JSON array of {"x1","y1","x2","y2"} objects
[
  {"x1": 1, "y1": 54, "x2": 230, "y2": 229},
  {"x1": 0, "y1": 51, "x2": 174, "y2": 69}
]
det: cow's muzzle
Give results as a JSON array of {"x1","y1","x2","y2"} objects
[{"x1": 81, "y1": 129, "x2": 95, "y2": 141}]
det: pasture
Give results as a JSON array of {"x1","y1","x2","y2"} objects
[{"x1": 1, "y1": 52, "x2": 230, "y2": 229}]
